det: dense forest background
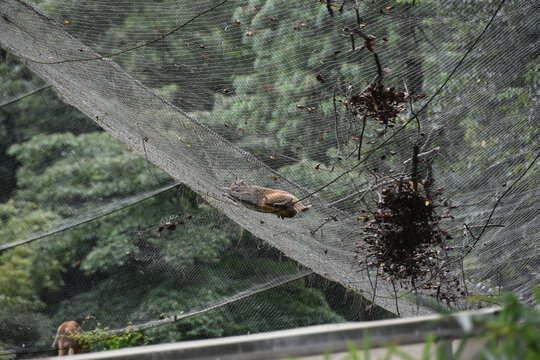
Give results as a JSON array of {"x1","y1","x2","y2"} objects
[{"x1": 0, "y1": 0, "x2": 537, "y2": 357}]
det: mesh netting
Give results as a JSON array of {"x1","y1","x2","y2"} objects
[{"x1": 0, "y1": 0, "x2": 538, "y2": 356}]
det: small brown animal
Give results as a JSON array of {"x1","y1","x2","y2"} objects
[
  {"x1": 227, "y1": 180, "x2": 310, "y2": 218},
  {"x1": 52, "y1": 321, "x2": 87, "y2": 356}
]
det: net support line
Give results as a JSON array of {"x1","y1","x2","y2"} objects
[
  {"x1": 112, "y1": 271, "x2": 313, "y2": 335},
  {"x1": 0, "y1": 181, "x2": 180, "y2": 253},
  {"x1": 0, "y1": 84, "x2": 51, "y2": 108},
  {"x1": 0, "y1": 271, "x2": 313, "y2": 357}
]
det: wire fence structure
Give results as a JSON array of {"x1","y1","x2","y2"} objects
[{"x1": 0, "y1": 0, "x2": 538, "y2": 356}]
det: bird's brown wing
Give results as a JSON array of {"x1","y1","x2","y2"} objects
[{"x1": 263, "y1": 191, "x2": 295, "y2": 208}]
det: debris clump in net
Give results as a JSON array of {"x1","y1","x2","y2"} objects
[
  {"x1": 364, "y1": 180, "x2": 443, "y2": 279},
  {"x1": 348, "y1": 83, "x2": 425, "y2": 126},
  {"x1": 362, "y1": 179, "x2": 463, "y2": 305}
]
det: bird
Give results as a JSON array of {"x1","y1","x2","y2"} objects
[{"x1": 227, "y1": 180, "x2": 310, "y2": 218}]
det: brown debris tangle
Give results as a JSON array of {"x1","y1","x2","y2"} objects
[{"x1": 361, "y1": 180, "x2": 463, "y2": 305}]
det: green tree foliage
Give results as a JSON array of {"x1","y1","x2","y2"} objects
[
  {"x1": 0, "y1": 131, "x2": 343, "y2": 353},
  {"x1": 0, "y1": 49, "x2": 96, "y2": 201},
  {"x1": 198, "y1": 0, "x2": 351, "y2": 162},
  {"x1": 39, "y1": 0, "x2": 253, "y2": 111},
  {"x1": 8, "y1": 132, "x2": 170, "y2": 216},
  {"x1": 76, "y1": 326, "x2": 147, "y2": 352}
]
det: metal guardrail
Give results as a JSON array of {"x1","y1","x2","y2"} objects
[{"x1": 45, "y1": 307, "x2": 499, "y2": 360}]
